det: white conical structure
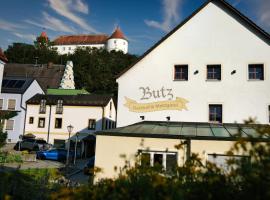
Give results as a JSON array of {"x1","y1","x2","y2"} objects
[{"x1": 59, "y1": 61, "x2": 75, "y2": 89}]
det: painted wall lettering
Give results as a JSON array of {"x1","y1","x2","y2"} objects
[{"x1": 139, "y1": 86, "x2": 174, "y2": 100}]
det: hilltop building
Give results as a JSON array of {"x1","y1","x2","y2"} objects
[
  {"x1": 95, "y1": 0, "x2": 270, "y2": 180},
  {"x1": 51, "y1": 27, "x2": 128, "y2": 55}
]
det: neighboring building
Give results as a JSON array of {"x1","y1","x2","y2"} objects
[
  {"x1": 95, "y1": 0, "x2": 270, "y2": 180},
  {"x1": 52, "y1": 27, "x2": 128, "y2": 55},
  {"x1": 25, "y1": 94, "x2": 116, "y2": 156},
  {"x1": 0, "y1": 77, "x2": 44, "y2": 143},
  {"x1": 0, "y1": 49, "x2": 8, "y2": 93},
  {"x1": 4, "y1": 63, "x2": 65, "y2": 91}
]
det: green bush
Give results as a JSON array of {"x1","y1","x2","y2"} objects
[{"x1": 0, "y1": 152, "x2": 22, "y2": 163}]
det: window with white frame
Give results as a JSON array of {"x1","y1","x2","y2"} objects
[
  {"x1": 38, "y1": 118, "x2": 45, "y2": 128},
  {"x1": 207, "y1": 65, "x2": 221, "y2": 80},
  {"x1": 39, "y1": 99, "x2": 46, "y2": 114},
  {"x1": 209, "y1": 104, "x2": 222, "y2": 123},
  {"x1": 56, "y1": 100, "x2": 63, "y2": 114},
  {"x1": 140, "y1": 151, "x2": 177, "y2": 172},
  {"x1": 5, "y1": 120, "x2": 14, "y2": 130},
  {"x1": 8, "y1": 99, "x2": 16, "y2": 110},
  {"x1": 207, "y1": 153, "x2": 249, "y2": 172},
  {"x1": 248, "y1": 64, "x2": 264, "y2": 80},
  {"x1": 88, "y1": 119, "x2": 96, "y2": 130},
  {"x1": 0, "y1": 99, "x2": 3, "y2": 110}
]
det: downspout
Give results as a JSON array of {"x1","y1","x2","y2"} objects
[
  {"x1": 47, "y1": 105, "x2": 52, "y2": 143},
  {"x1": 101, "y1": 106, "x2": 105, "y2": 130},
  {"x1": 20, "y1": 94, "x2": 26, "y2": 136}
]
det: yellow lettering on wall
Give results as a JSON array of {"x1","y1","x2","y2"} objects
[{"x1": 124, "y1": 97, "x2": 189, "y2": 113}]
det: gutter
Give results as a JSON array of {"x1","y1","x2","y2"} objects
[{"x1": 101, "y1": 106, "x2": 105, "y2": 130}]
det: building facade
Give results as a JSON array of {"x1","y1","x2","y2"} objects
[
  {"x1": 0, "y1": 77, "x2": 44, "y2": 143},
  {"x1": 116, "y1": 0, "x2": 270, "y2": 127},
  {"x1": 0, "y1": 49, "x2": 8, "y2": 93},
  {"x1": 52, "y1": 27, "x2": 128, "y2": 55},
  {"x1": 25, "y1": 94, "x2": 116, "y2": 151},
  {"x1": 95, "y1": 0, "x2": 270, "y2": 180}
]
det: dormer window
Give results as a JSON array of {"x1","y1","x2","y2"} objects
[
  {"x1": 39, "y1": 99, "x2": 46, "y2": 114},
  {"x1": 56, "y1": 100, "x2": 63, "y2": 114}
]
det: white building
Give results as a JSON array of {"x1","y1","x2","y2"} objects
[
  {"x1": 0, "y1": 77, "x2": 44, "y2": 143},
  {"x1": 95, "y1": 0, "x2": 270, "y2": 180},
  {"x1": 25, "y1": 94, "x2": 116, "y2": 156},
  {"x1": 0, "y1": 49, "x2": 7, "y2": 93},
  {"x1": 52, "y1": 27, "x2": 128, "y2": 55}
]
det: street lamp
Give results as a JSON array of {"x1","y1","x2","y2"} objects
[
  {"x1": 66, "y1": 124, "x2": 74, "y2": 166},
  {"x1": 74, "y1": 132, "x2": 79, "y2": 165}
]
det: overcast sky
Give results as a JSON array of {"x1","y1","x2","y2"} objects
[{"x1": 0, "y1": 0, "x2": 269, "y2": 55}]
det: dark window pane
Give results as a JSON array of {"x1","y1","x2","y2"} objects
[
  {"x1": 248, "y1": 64, "x2": 264, "y2": 80},
  {"x1": 209, "y1": 105, "x2": 222, "y2": 123},
  {"x1": 141, "y1": 153, "x2": 150, "y2": 167},
  {"x1": 154, "y1": 154, "x2": 163, "y2": 167},
  {"x1": 207, "y1": 65, "x2": 221, "y2": 80},
  {"x1": 174, "y1": 65, "x2": 188, "y2": 80},
  {"x1": 166, "y1": 154, "x2": 177, "y2": 173}
]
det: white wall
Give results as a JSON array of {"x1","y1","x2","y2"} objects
[
  {"x1": 53, "y1": 44, "x2": 105, "y2": 55},
  {"x1": 107, "y1": 38, "x2": 128, "y2": 54},
  {"x1": 25, "y1": 102, "x2": 116, "y2": 144},
  {"x1": 0, "y1": 61, "x2": 4, "y2": 94},
  {"x1": 0, "y1": 80, "x2": 44, "y2": 143},
  {"x1": 116, "y1": 2, "x2": 270, "y2": 127}
]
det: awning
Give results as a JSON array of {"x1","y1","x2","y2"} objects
[
  {"x1": 70, "y1": 133, "x2": 96, "y2": 142},
  {"x1": 96, "y1": 121, "x2": 270, "y2": 142}
]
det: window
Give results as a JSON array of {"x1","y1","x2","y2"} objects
[
  {"x1": 139, "y1": 151, "x2": 177, "y2": 172},
  {"x1": 207, "y1": 65, "x2": 221, "y2": 80},
  {"x1": 56, "y1": 100, "x2": 63, "y2": 114},
  {"x1": 39, "y1": 99, "x2": 46, "y2": 114},
  {"x1": 54, "y1": 139, "x2": 65, "y2": 149},
  {"x1": 209, "y1": 104, "x2": 222, "y2": 123},
  {"x1": 174, "y1": 65, "x2": 188, "y2": 80},
  {"x1": 38, "y1": 118, "x2": 45, "y2": 128},
  {"x1": 8, "y1": 99, "x2": 16, "y2": 110},
  {"x1": 248, "y1": 64, "x2": 264, "y2": 80},
  {"x1": 69, "y1": 47, "x2": 71, "y2": 50},
  {"x1": 109, "y1": 102, "x2": 112, "y2": 117},
  {"x1": 88, "y1": 119, "x2": 96, "y2": 130},
  {"x1": 268, "y1": 105, "x2": 270, "y2": 123},
  {"x1": 208, "y1": 154, "x2": 249, "y2": 172},
  {"x1": 63, "y1": 47, "x2": 65, "y2": 51},
  {"x1": 29, "y1": 117, "x2": 34, "y2": 124},
  {"x1": 5, "y1": 120, "x2": 14, "y2": 130},
  {"x1": 55, "y1": 118, "x2": 62, "y2": 129},
  {"x1": 0, "y1": 99, "x2": 3, "y2": 110}
]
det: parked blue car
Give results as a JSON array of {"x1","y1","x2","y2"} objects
[{"x1": 36, "y1": 149, "x2": 74, "y2": 161}]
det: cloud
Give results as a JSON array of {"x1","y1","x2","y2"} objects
[
  {"x1": 0, "y1": 19, "x2": 25, "y2": 32},
  {"x1": 145, "y1": 0, "x2": 182, "y2": 32},
  {"x1": 25, "y1": 12, "x2": 76, "y2": 33},
  {"x1": 13, "y1": 32, "x2": 36, "y2": 41},
  {"x1": 257, "y1": 0, "x2": 270, "y2": 28},
  {"x1": 47, "y1": 0, "x2": 97, "y2": 33}
]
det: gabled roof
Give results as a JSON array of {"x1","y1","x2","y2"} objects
[
  {"x1": 0, "y1": 48, "x2": 8, "y2": 63},
  {"x1": 27, "y1": 93, "x2": 113, "y2": 107},
  {"x1": 4, "y1": 63, "x2": 65, "y2": 91},
  {"x1": 96, "y1": 121, "x2": 270, "y2": 142},
  {"x1": 116, "y1": 0, "x2": 270, "y2": 79},
  {"x1": 53, "y1": 35, "x2": 109, "y2": 45},
  {"x1": 1, "y1": 77, "x2": 35, "y2": 94}
]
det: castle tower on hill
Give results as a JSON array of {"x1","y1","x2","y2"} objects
[{"x1": 50, "y1": 27, "x2": 128, "y2": 55}]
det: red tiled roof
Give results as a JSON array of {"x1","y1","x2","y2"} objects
[
  {"x1": 40, "y1": 31, "x2": 48, "y2": 38},
  {"x1": 109, "y1": 27, "x2": 126, "y2": 40},
  {"x1": 53, "y1": 35, "x2": 109, "y2": 45},
  {"x1": 0, "y1": 48, "x2": 8, "y2": 63}
]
